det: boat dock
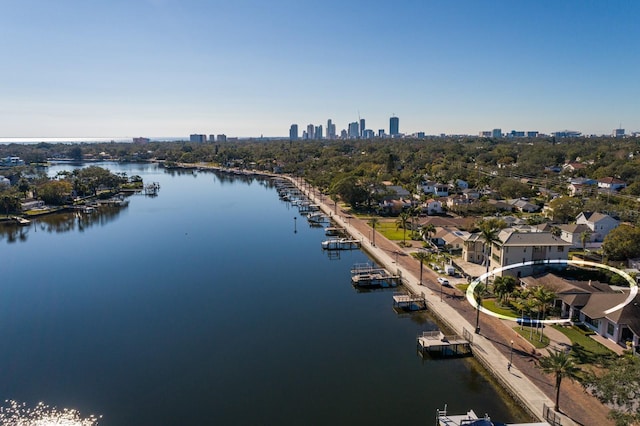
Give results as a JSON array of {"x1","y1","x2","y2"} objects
[
  {"x1": 350, "y1": 263, "x2": 400, "y2": 287},
  {"x1": 392, "y1": 292, "x2": 426, "y2": 311},
  {"x1": 322, "y1": 238, "x2": 361, "y2": 250},
  {"x1": 417, "y1": 330, "x2": 472, "y2": 357},
  {"x1": 436, "y1": 406, "x2": 551, "y2": 426}
]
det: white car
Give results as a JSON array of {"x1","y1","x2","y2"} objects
[{"x1": 437, "y1": 277, "x2": 450, "y2": 286}]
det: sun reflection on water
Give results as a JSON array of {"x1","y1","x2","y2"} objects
[{"x1": 0, "y1": 400, "x2": 100, "y2": 425}]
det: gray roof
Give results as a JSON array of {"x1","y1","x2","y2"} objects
[
  {"x1": 498, "y1": 230, "x2": 573, "y2": 247},
  {"x1": 581, "y1": 293, "x2": 629, "y2": 319}
]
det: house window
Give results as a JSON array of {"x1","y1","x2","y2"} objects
[{"x1": 607, "y1": 322, "x2": 615, "y2": 336}]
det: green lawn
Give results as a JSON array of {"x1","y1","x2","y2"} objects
[
  {"x1": 375, "y1": 221, "x2": 408, "y2": 241},
  {"x1": 551, "y1": 325, "x2": 616, "y2": 364},
  {"x1": 483, "y1": 300, "x2": 518, "y2": 317},
  {"x1": 512, "y1": 326, "x2": 550, "y2": 349}
]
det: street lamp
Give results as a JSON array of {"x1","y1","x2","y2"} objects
[{"x1": 508, "y1": 340, "x2": 514, "y2": 370}]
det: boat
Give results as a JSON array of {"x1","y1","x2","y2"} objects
[
  {"x1": 321, "y1": 238, "x2": 361, "y2": 250},
  {"x1": 436, "y1": 405, "x2": 551, "y2": 426},
  {"x1": 12, "y1": 216, "x2": 31, "y2": 226},
  {"x1": 307, "y1": 212, "x2": 328, "y2": 224}
]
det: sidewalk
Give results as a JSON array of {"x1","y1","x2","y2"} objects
[{"x1": 296, "y1": 180, "x2": 582, "y2": 426}]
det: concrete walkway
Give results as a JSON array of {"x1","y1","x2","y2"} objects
[{"x1": 294, "y1": 180, "x2": 578, "y2": 426}]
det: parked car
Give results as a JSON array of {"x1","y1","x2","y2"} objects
[{"x1": 437, "y1": 277, "x2": 450, "y2": 287}]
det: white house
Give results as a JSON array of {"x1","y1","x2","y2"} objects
[{"x1": 575, "y1": 212, "x2": 619, "y2": 242}]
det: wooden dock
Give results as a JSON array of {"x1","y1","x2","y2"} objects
[
  {"x1": 392, "y1": 292, "x2": 426, "y2": 311},
  {"x1": 417, "y1": 330, "x2": 472, "y2": 357},
  {"x1": 322, "y1": 238, "x2": 361, "y2": 250},
  {"x1": 350, "y1": 263, "x2": 399, "y2": 287}
]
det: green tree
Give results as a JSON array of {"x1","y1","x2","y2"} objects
[
  {"x1": 493, "y1": 275, "x2": 517, "y2": 304},
  {"x1": 602, "y1": 224, "x2": 640, "y2": 261},
  {"x1": 538, "y1": 349, "x2": 581, "y2": 412},
  {"x1": 585, "y1": 354, "x2": 640, "y2": 426},
  {"x1": 38, "y1": 180, "x2": 73, "y2": 205},
  {"x1": 0, "y1": 192, "x2": 21, "y2": 215},
  {"x1": 474, "y1": 282, "x2": 488, "y2": 333},
  {"x1": 368, "y1": 217, "x2": 379, "y2": 246},
  {"x1": 532, "y1": 286, "x2": 556, "y2": 341},
  {"x1": 477, "y1": 218, "x2": 505, "y2": 289},
  {"x1": 420, "y1": 223, "x2": 436, "y2": 245},
  {"x1": 548, "y1": 197, "x2": 584, "y2": 223},
  {"x1": 395, "y1": 210, "x2": 411, "y2": 245},
  {"x1": 413, "y1": 251, "x2": 430, "y2": 286}
]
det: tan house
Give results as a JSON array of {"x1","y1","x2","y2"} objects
[{"x1": 489, "y1": 229, "x2": 573, "y2": 277}]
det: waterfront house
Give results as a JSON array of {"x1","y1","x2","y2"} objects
[
  {"x1": 520, "y1": 273, "x2": 640, "y2": 354},
  {"x1": 488, "y1": 229, "x2": 572, "y2": 277}
]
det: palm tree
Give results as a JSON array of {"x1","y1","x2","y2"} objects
[
  {"x1": 421, "y1": 223, "x2": 436, "y2": 246},
  {"x1": 395, "y1": 211, "x2": 411, "y2": 245},
  {"x1": 368, "y1": 217, "x2": 379, "y2": 246},
  {"x1": 330, "y1": 193, "x2": 339, "y2": 214},
  {"x1": 414, "y1": 251, "x2": 430, "y2": 286},
  {"x1": 538, "y1": 349, "x2": 581, "y2": 412},
  {"x1": 533, "y1": 286, "x2": 556, "y2": 342},
  {"x1": 474, "y1": 283, "x2": 488, "y2": 333},
  {"x1": 493, "y1": 276, "x2": 516, "y2": 305},
  {"x1": 477, "y1": 219, "x2": 504, "y2": 289}
]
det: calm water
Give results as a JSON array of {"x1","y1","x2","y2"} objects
[{"x1": 0, "y1": 163, "x2": 529, "y2": 425}]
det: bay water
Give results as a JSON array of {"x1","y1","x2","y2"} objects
[{"x1": 0, "y1": 163, "x2": 529, "y2": 425}]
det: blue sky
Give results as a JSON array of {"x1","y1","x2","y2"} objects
[{"x1": 1, "y1": 0, "x2": 639, "y2": 138}]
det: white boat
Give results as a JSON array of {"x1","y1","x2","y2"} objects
[
  {"x1": 321, "y1": 238, "x2": 361, "y2": 250},
  {"x1": 307, "y1": 212, "x2": 328, "y2": 224},
  {"x1": 436, "y1": 406, "x2": 551, "y2": 426}
]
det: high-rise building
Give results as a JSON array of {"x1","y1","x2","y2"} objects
[
  {"x1": 363, "y1": 129, "x2": 374, "y2": 139},
  {"x1": 527, "y1": 131, "x2": 539, "y2": 138},
  {"x1": 348, "y1": 122, "x2": 359, "y2": 139},
  {"x1": 491, "y1": 129, "x2": 502, "y2": 138},
  {"x1": 315, "y1": 125, "x2": 323, "y2": 140},
  {"x1": 190, "y1": 134, "x2": 207, "y2": 143},
  {"x1": 359, "y1": 118, "x2": 365, "y2": 138},
  {"x1": 216, "y1": 134, "x2": 227, "y2": 142},
  {"x1": 614, "y1": 128, "x2": 625, "y2": 138},
  {"x1": 209, "y1": 134, "x2": 216, "y2": 142},
  {"x1": 306, "y1": 124, "x2": 315, "y2": 140},
  {"x1": 389, "y1": 116, "x2": 399, "y2": 136},
  {"x1": 378, "y1": 129, "x2": 385, "y2": 138},
  {"x1": 289, "y1": 124, "x2": 299, "y2": 140},
  {"x1": 327, "y1": 119, "x2": 336, "y2": 139}
]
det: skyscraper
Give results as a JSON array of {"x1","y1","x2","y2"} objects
[
  {"x1": 348, "y1": 122, "x2": 359, "y2": 139},
  {"x1": 289, "y1": 124, "x2": 299, "y2": 140},
  {"x1": 306, "y1": 124, "x2": 315, "y2": 140},
  {"x1": 315, "y1": 125, "x2": 323, "y2": 140},
  {"x1": 327, "y1": 119, "x2": 336, "y2": 139},
  {"x1": 359, "y1": 118, "x2": 365, "y2": 138},
  {"x1": 389, "y1": 116, "x2": 399, "y2": 136}
]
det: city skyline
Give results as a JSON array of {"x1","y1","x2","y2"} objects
[{"x1": 1, "y1": 1, "x2": 639, "y2": 138}]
